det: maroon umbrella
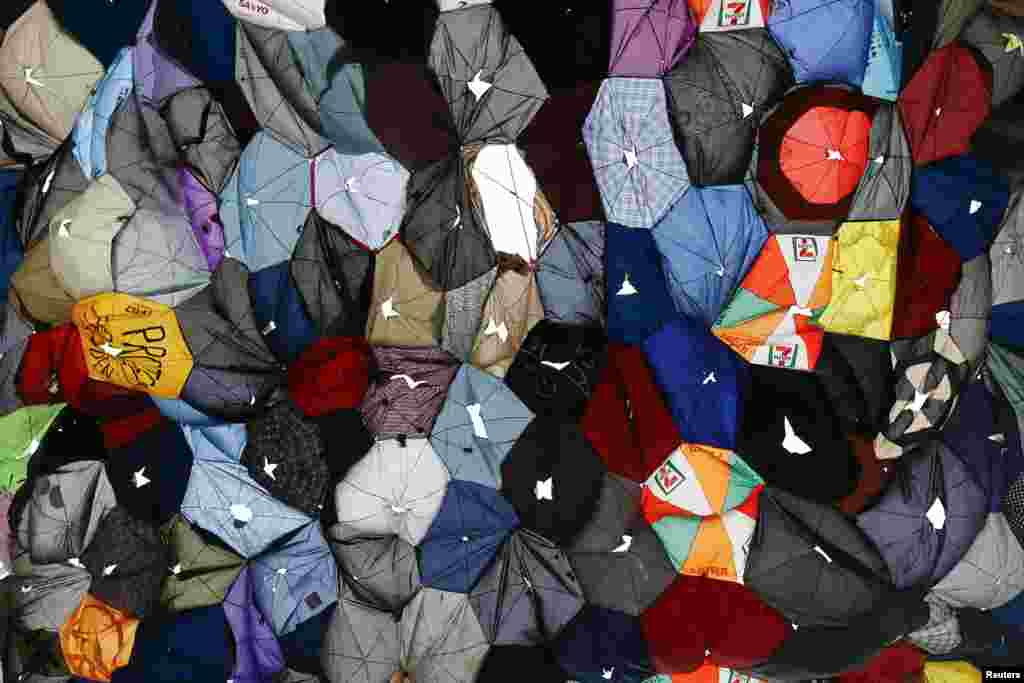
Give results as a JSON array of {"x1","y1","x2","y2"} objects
[{"x1": 359, "y1": 345, "x2": 460, "y2": 440}]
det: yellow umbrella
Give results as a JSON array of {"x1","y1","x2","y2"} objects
[{"x1": 923, "y1": 661, "x2": 982, "y2": 683}]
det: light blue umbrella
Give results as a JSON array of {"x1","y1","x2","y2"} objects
[
  {"x1": 72, "y1": 47, "x2": 134, "y2": 179},
  {"x1": 861, "y1": 0, "x2": 903, "y2": 102}
]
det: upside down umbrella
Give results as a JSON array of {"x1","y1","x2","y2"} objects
[
  {"x1": 429, "y1": 363, "x2": 534, "y2": 488},
  {"x1": 159, "y1": 515, "x2": 245, "y2": 613},
  {"x1": 857, "y1": 441, "x2": 987, "y2": 589},
  {"x1": 535, "y1": 220, "x2": 605, "y2": 326},
  {"x1": 328, "y1": 532, "x2": 421, "y2": 612},
  {"x1": 583, "y1": 78, "x2": 690, "y2": 229},
  {"x1": 963, "y1": 8, "x2": 1024, "y2": 108},
  {"x1": 360, "y1": 345, "x2": 459, "y2": 440},
  {"x1": 662, "y1": 29, "x2": 793, "y2": 187},
  {"x1": 418, "y1": 479, "x2": 519, "y2": 594},
  {"x1": 848, "y1": 103, "x2": 913, "y2": 221},
  {"x1": 767, "y1": 0, "x2": 872, "y2": 86},
  {"x1": 223, "y1": 566, "x2": 286, "y2": 683},
  {"x1": 428, "y1": 4, "x2": 548, "y2": 144},
  {"x1": 653, "y1": 184, "x2": 769, "y2": 326},
  {"x1": 334, "y1": 438, "x2": 449, "y2": 547},
  {"x1": 58, "y1": 593, "x2": 138, "y2": 683},
  {"x1": 608, "y1": 0, "x2": 696, "y2": 77}
]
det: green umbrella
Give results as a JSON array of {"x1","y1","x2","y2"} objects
[{"x1": 0, "y1": 405, "x2": 65, "y2": 493}]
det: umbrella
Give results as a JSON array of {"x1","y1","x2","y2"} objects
[
  {"x1": 71, "y1": 47, "x2": 133, "y2": 180},
  {"x1": 0, "y1": 405, "x2": 64, "y2": 492},
  {"x1": 862, "y1": 0, "x2": 904, "y2": 101},
  {"x1": 360, "y1": 345, "x2": 459, "y2": 440},
  {"x1": 553, "y1": 606, "x2": 654, "y2": 683},
  {"x1": 534, "y1": 220, "x2": 605, "y2": 326},
  {"x1": 250, "y1": 520, "x2": 339, "y2": 637},
  {"x1": 0, "y1": 166, "x2": 24, "y2": 288},
  {"x1": 429, "y1": 363, "x2": 535, "y2": 489},
  {"x1": 224, "y1": 0, "x2": 325, "y2": 31},
  {"x1": 947, "y1": 252, "x2": 992, "y2": 372},
  {"x1": 109, "y1": 605, "x2": 231, "y2": 683},
  {"x1": 58, "y1": 593, "x2": 138, "y2": 683},
  {"x1": 5, "y1": 624, "x2": 72, "y2": 682},
  {"x1": 16, "y1": 460, "x2": 115, "y2": 565},
  {"x1": 583, "y1": 78, "x2": 690, "y2": 229},
  {"x1": 313, "y1": 147, "x2": 409, "y2": 252},
  {"x1": 46, "y1": 0, "x2": 149, "y2": 68},
  {"x1": 241, "y1": 398, "x2": 330, "y2": 517},
  {"x1": 857, "y1": 441, "x2": 987, "y2": 589},
  {"x1": 78, "y1": 506, "x2": 168, "y2": 619},
  {"x1": 235, "y1": 21, "x2": 331, "y2": 158},
  {"x1": 0, "y1": 108, "x2": 56, "y2": 166},
  {"x1": 131, "y1": 8, "x2": 200, "y2": 108},
  {"x1": 218, "y1": 131, "x2": 313, "y2": 272},
  {"x1": 180, "y1": 424, "x2": 311, "y2": 559},
  {"x1": 580, "y1": 343, "x2": 682, "y2": 484},
  {"x1": 159, "y1": 515, "x2": 245, "y2": 613},
  {"x1": 9, "y1": 551, "x2": 91, "y2": 633},
  {"x1": 477, "y1": 645, "x2": 569, "y2": 683},
  {"x1": 604, "y1": 224, "x2": 678, "y2": 345},
  {"x1": 847, "y1": 103, "x2": 913, "y2": 221},
  {"x1": 767, "y1": 0, "x2": 872, "y2": 86},
  {"x1": 992, "y1": 190, "x2": 1024, "y2": 348},
  {"x1": 500, "y1": 418, "x2": 606, "y2": 545},
  {"x1": 712, "y1": 233, "x2": 834, "y2": 372},
  {"x1": 333, "y1": 438, "x2": 450, "y2": 547},
  {"x1": 644, "y1": 316, "x2": 748, "y2": 450},
  {"x1": 898, "y1": 43, "x2": 992, "y2": 167},
  {"x1": 427, "y1": 5, "x2": 548, "y2": 144},
  {"x1": 328, "y1": 532, "x2": 421, "y2": 612},
  {"x1": 755, "y1": 85, "x2": 876, "y2": 222},
  {"x1": 162, "y1": 87, "x2": 243, "y2": 195},
  {"x1": 468, "y1": 267, "x2": 544, "y2": 377},
  {"x1": 16, "y1": 137, "x2": 89, "y2": 250},
  {"x1": 366, "y1": 239, "x2": 444, "y2": 347},
  {"x1": 929, "y1": 512, "x2": 1024, "y2": 610},
  {"x1": 418, "y1": 479, "x2": 519, "y2": 594},
  {"x1": 10, "y1": 236, "x2": 76, "y2": 326},
  {"x1": 469, "y1": 528, "x2": 586, "y2": 645},
  {"x1": 290, "y1": 209, "x2": 375, "y2": 338},
  {"x1": 963, "y1": 8, "x2": 1024, "y2": 108},
  {"x1": 287, "y1": 336, "x2": 372, "y2": 418},
  {"x1": 150, "y1": 0, "x2": 237, "y2": 86},
  {"x1": 817, "y1": 219, "x2": 902, "y2": 341},
  {"x1": 907, "y1": 598, "x2": 963, "y2": 654},
  {"x1": 653, "y1": 185, "x2": 769, "y2": 326},
  {"x1": 891, "y1": 212, "x2": 962, "y2": 340},
  {"x1": 174, "y1": 259, "x2": 285, "y2": 420},
  {"x1": 223, "y1": 566, "x2": 286, "y2": 683},
  {"x1": 505, "y1": 320, "x2": 606, "y2": 420},
  {"x1": 105, "y1": 417, "x2": 193, "y2": 525},
  {"x1": 0, "y1": 1, "x2": 104, "y2": 145},
  {"x1": 738, "y1": 365, "x2": 860, "y2": 504},
  {"x1": 1007, "y1": 473, "x2": 1024, "y2": 565},
  {"x1": 641, "y1": 574, "x2": 789, "y2": 674},
  {"x1": 518, "y1": 81, "x2": 604, "y2": 224},
  {"x1": 899, "y1": 0, "x2": 982, "y2": 87},
  {"x1": 745, "y1": 487, "x2": 892, "y2": 627},
  {"x1": 608, "y1": 0, "x2": 696, "y2": 77},
  {"x1": 662, "y1": 29, "x2": 793, "y2": 187},
  {"x1": 0, "y1": 300, "x2": 32, "y2": 414},
  {"x1": 688, "y1": 0, "x2": 771, "y2": 30},
  {"x1": 247, "y1": 261, "x2": 318, "y2": 363}
]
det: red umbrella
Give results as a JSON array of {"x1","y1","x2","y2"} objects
[
  {"x1": 898, "y1": 42, "x2": 992, "y2": 166},
  {"x1": 891, "y1": 212, "x2": 962, "y2": 340},
  {"x1": 757, "y1": 85, "x2": 878, "y2": 222}
]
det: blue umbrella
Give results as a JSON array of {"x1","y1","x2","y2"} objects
[
  {"x1": 419, "y1": 480, "x2": 519, "y2": 594},
  {"x1": 768, "y1": 0, "x2": 873, "y2": 87},
  {"x1": 861, "y1": 0, "x2": 903, "y2": 101},
  {"x1": 110, "y1": 606, "x2": 230, "y2": 683},
  {"x1": 0, "y1": 170, "x2": 24, "y2": 310},
  {"x1": 150, "y1": 0, "x2": 237, "y2": 86},
  {"x1": 248, "y1": 262, "x2": 318, "y2": 364},
  {"x1": 554, "y1": 606, "x2": 654, "y2": 683},
  {"x1": 535, "y1": 221, "x2": 605, "y2": 327},
  {"x1": 150, "y1": 397, "x2": 226, "y2": 427},
  {"x1": 71, "y1": 47, "x2": 134, "y2": 179},
  {"x1": 605, "y1": 223, "x2": 677, "y2": 345},
  {"x1": 652, "y1": 185, "x2": 768, "y2": 327}
]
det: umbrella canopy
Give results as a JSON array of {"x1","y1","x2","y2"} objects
[
  {"x1": 712, "y1": 233, "x2": 834, "y2": 371},
  {"x1": 5, "y1": 624, "x2": 73, "y2": 682},
  {"x1": 891, "y1": 212, "x2": 962, "y2": 340},
  {"x1": 250, "y1": 520, "x2": 338, "y2": 637},
  {"x1": 907, "y1": 597, "x2": 962, "y2": 654},
  {"x1": 468, "y1": 267, "x2": 544, "y2": 377},
  {"x1": 858, "y1": 441, "x2": 987, "y2": 589},
  {"x1": 418, "y1": 479, "x2": 519, "y2": 594},
  {"x1": 333, "y1": 438, "x2": 450, "y2": 547},
  {"x1": 16, "y1": 460, "x2": 115, "y2": 565},
  {"x1": 767, "y1": 0, "x2": 872, "y2": 86},
  {"x1": 500, "y1": 418, "x2": 606, "y2": 545},
  {"x1": 16, "y1": 136, "x2": 89, "y2": 250},
  {"x1": 287, "y1": 336, "x2": 372, "y2": 418},
  {"x1": 963, "y1": 8, "x2": 1024, "y2": 108},
  {"x1": 241, "y1": 398, "x2": 329, "y2": 517},
  {"x1": 159, "y1": 515, "x2": 245, "y2": 612},
  {"x1": 218, "y1": 131, "x2": 313, "y2": 272},
  {"x1": 366, "y1": 238, "x2": 444, "y2": 347},
  {"x1": 469, "y1": 528, "x2": 586, "y2": 645},
  {"x1": 223, "y1": 566, "x2": 286, "y2": 683},
  {"x1": 313, "y1": 147, "x2": 408, "y2": 252},
  {"x1": 847, "y1": 103, "x2": 913, "y2": 221},
  {"x1": 58, "y1": 593, "x2": 138, "y2": 683},
  {"x1": 162, "y1": 87, "x2": 242, "y2": 195},
  {"x1": 929, "y1": 512, "x2": 1024, "y2": 610},
  {"x1": 132, "y1": 17, "x2": 200, "y2": 109},
  {"x1": 78, "y1": 506, "x2": 168, "y2": 619},
  {"x1": 861, "y1": 0, "x2": 904, "y2": 101},
  {"x1": 45, "y1": 0, "x2": 148, "y2": 68},
  {"x1": 10, "y1": 236, "x2": 76, "y2": 326},
  {"x1": 328, "y1": 532, "x2": 421, "y2": 612},
  {"x1": 745, "y1": 486, "x2": 892, "y2": 627},
  {"x1": 429, "y1": 363, "x2": 535, "y2": 489},
  {"x1": 992, "y1": 190, "x2": 1024, "y2": 348},
  {"x1": 360, "y1": 345, "x2": 458, "y2": 440},
  {"x1": 0, "y1": 405, "x2": 63, "y2": 492},
  {"x1": 0, "y1": 1, "x2": 104, "y2": 145},
  {"x1": 898, "y1": 43, "x2": 992, "y2": 167},
  {"x1": 608, "y1": 0, "x2": 696, "y2": 77},
  {"x1": 427, "y1": 5, "x2": 548, "y2": 144},
  {"x1": 662, "y1": 29, "x2": 793, "y2": 187},
  {"x1": 9, "y1": 551, "x2": 91, "y2": 633},
  {"x1": 224, "y1": 0, "x2": 326, "y2": 32},
  {"x1": 653, "y1": 185, "x2": 769, "y2": 326},
  {"x1": 177, "y1": 166, "x2": 227, "y2": 274},
  {"x1": 105, "y1": 417, "x2": 192, "y2": 525},
  {"x1": 247, "y1": 261, "x2": 318, "y2": 363},
  {"x1": 534, "y1": 220, "x2": 605, "y2": 326},
  {"x1": 553, "y1": 606, "x2": 654, "y2": 683},
  {"x1": 644, "y1": 316, "x2": 748, "y2": 450},
  {"x1": 109, "y1": 605, "x2": 231, "y2": 683},
  {"x1": 947, "y1": 252, "x2": 992, "y2": 373},
  {"x1": 71, "y1": 47, "x2": 133, "y2": 180},
  {"x1": 605, "y1": 224, "x2": 678, "y2": 345},
  {"x1": 476, "y1": 645, "x2": 569, "y2": 683},
  {"x1": 583, "y1": 78, "x2": 690, "y2": 229}
]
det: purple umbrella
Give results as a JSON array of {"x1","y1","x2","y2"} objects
[
  {"x1": 178, "y1": 165, "x2": 227, "y2": 272},
  {"x1": 224, "y1": 566, "x2": 287, "y2": 683},
  {"x1": 132, "y1": 1, "x2": 201, "y2": 106},
  {"x1": 609, "y1": 0, "x2": 697, "y2": 77}
]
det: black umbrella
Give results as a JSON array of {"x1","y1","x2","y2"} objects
[
  {"x1": 160, "y1": 86, "x2": 242, "y2": 195},
  {"x1": 815, "y1": 332, "x2": 894, "y2": 435},
  {"x1": 16, "y1": 137, "x2": 88, "y2": 250}
]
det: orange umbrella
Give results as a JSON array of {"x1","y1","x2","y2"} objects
[{"x1": 59, "y1": 593, "x2": 139, "y2": 682}]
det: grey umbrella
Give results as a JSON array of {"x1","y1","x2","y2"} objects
[
  {"x1": 535, "y1": 221, "x2": 605, "y2": 327},
  {"x1": 0, "y1": 299, "x2": 32, "y2": 415},
  {"x1": 929, "y1": 512, "x2": 1024, "y2": 610},
  {"x1": 963, "y1": 8, "x2": 1024, "y2": 108},
  {"x1": 847, "y1": 102, "x2": 913, "y2": 221},
  {"x1": 328, "y1": 532, "x2": 422, "y2": 613},
  {"x1": 161, "y1": 86, "x2": 242, "y2": 194},
  {"x1": 9, "y1": 551, "x2": 90, "y2": 633}
]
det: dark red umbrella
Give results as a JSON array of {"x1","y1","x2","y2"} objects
[{"x1": 891, "y1": 212, "x2": 962, "y2": 339}]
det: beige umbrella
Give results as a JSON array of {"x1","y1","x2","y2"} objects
[
  {"x1": 470, "y1": 266, "x2": 543, "y2": 378},
  {"x1": 11, "y1": 236, "x2": 75, "y2": 325},
  {"x1": 0, "y1": 1, "x2": 103, "y2": 144},
  {"x1": 367, "y1": 240, "x2": 444, "y2": 348}
]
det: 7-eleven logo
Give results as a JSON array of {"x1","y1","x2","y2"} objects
[
  {"x1": 717, "y1": 0, "x2": 751, "y2": 26},
  {"x1": 654, "y1": 460, "x2": 686, "y2": 495}
]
